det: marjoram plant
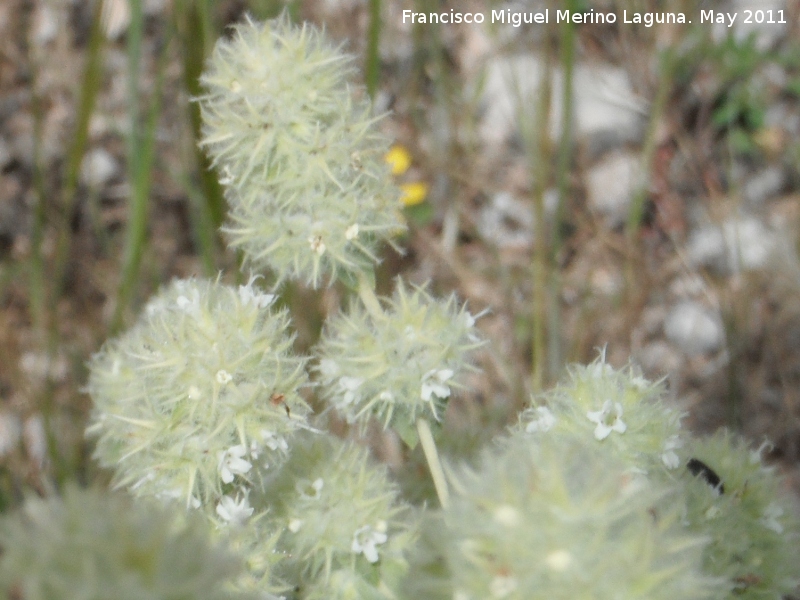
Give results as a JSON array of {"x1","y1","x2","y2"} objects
[{"x1": 1, "y1": 14, "x2": 797, "y2": 600}]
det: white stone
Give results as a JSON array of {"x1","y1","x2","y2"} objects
[
  {"x1": 687, "y1": 216, "x2": 776, "y2": 274},
  {"x1": 585, "y1": 152, "x2": 643, "y2": 226},
  {"x1": 720, "y1": 0, "x2": 788, "y2": 50},
  {"x1": 81, "y1": 148, "x2": 118, "y2": 188},
  {"x1": 664, "y1": 302, "x2": 724, "y2": 356},
  {"x1": 743, "y1": 167, "x2": 785, "y2": 205},
  {"x1": 479, "y1": 55, "x2": 645, "y2": 148},
  {"x1": 32, "y1": 4, "x2": 59, "y2": 45},
  {"x1": 478, "y1": 191, "x2": 533, "y2": 249}
]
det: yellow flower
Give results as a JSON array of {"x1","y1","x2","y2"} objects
[
  {"x1": 385, "y1": 145, "x2": 412, "y2": 176},
  {"x1": 400, "y1": 182, "x2": 428, "y2": 207}
]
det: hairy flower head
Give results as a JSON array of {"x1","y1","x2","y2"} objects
[
  {"x1": 427, "y1": 434, "x2": 717, "y2": 600},
  {"x1": 198, "y1": 15, "x2": 405, "y2": 287},
  {"x1": 0, "y1": 486, "x2": 250, "y2": 600},
  {"x1": 517, "y1": 357, "x2": 685, "y2": 474},
  {"x1": 259, "y1": 432, "x2": 417, "y2": 597},
  {"x1": 315, "y1": 281, "x2": 484, "y2": 445},
  {"x1": 674, "y1": 431, "x2": 800, "y2": 599},
  {"x1": 86, "y1": 277, "x2": 309, "y2": 508}
]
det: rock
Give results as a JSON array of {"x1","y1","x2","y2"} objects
[
  {"x1": 687, "y1": 216, "x2": 776, "y2": 274},
  {"x1": 743, "y1": 166, "x2": 786, "y2": 205},
  {"x1": 585, "y1": 151, "x2": 643, "y2": 226},
  {"x1": 664, "y1": 301, "x2": 724, "y2": 356},
  {"x1": 729, "y1": 0, "x2": 787, "y2": 50},
  {"x1": 477, "y1": 191, "x2": 534, "y2": 249},
  {"x1": 479, "y1": 55, "x2": 645, "y2": 149},
  {"x1": 80, "y1": 148, "x2": 118, "y2": 189}
]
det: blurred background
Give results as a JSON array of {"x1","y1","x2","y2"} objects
[{"x1": 1, "y1": 0, "x2": 800, "y2": 507}]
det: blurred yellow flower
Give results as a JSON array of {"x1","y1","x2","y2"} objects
[
  {"x1": 385, "y1": 145, "x2": 412, "y2": 176},
  {"x1": 400, "y1": 182, "x2": 428, "y2": 207}
]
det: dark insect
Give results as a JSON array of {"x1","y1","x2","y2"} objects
[{"x1": 686, "y1": 458, "x2": 724, "y2": 494}]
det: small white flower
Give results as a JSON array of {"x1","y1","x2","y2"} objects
[
  {"x1": 545, "y1": 549, "x2": 573, "y2": 572},
  {"x1": 351, "y1": 523, "x2": 388, "y2": 563},
  {"x1": 218, "y1": 444, "x2": 253, "y2": 483},
  {"x1": 260, "y1": 429, "x2": 289, "y2": 453},
  {"x1": 421, "y1": 369, "x2": 454, "y2": 402},
  {"x1": 761, "y1": 502, "x2": 784, "y2": 534},
  {"x1": 489, "y1": 574, "x2": 518, "y2": 598},
  {"x1": 216, "y1": 494, "x2": 254, "y2": 525},
  {"x1": 338, "y1": 376, "x2": 364, "y2": 405},
  {"x1": 288, "y1": 518, "x2": 304, "y2": 533},
  {"x1": 175, "y1": 288, "x2": 201, "y2": 314},
  {"x1": 661, "y1": 435, "x2": 683, "y2": 469},
  {"x1": 238, "y1": 275, "x2": 275, "y2": 308},
  {"x1": 493, "y1": 504, "x2": 520, "y2": 527},
  {"x1": 309, "y1": 235, "x2": 326, "y2": 255},
  {"x1": 345, "y1": 224, "x2": 359, "y2": 240},
  {"x1": 525, "y1": 406, "x2": 556, "y2": 433},
  {"x1": 586, "y1": 399, "x2": 627, "y2": 440},
  {"x1": 319, "y1": 358, "x2": 341, "y2": 379},
  {"x1": 216, "y1": 369, "x2": 232, "y2": 385},
  {"x1": 187, "y1": 385, "x2": 202, "y2": 400},
  {"x1": 219, "y1": 165, "x2": 234, "y2": 185},
  {"x1": 379, "y1": 390, "x2": 394, "y2": 402},
  {"x1": 298, "y1": 477, "x2": 324, "y2": 499}
]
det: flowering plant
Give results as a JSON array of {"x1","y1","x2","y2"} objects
[{"x1": 2, "y1": 14, "x2": 796, "y2": 600}]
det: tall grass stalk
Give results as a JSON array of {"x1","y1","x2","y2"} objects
[
  {"x1": 528, "y1": 21, "x2": 554, "y2": 393},
  {"x1": 549, "y1": 2, "x2": 576, "y2": 378},
  {"x1": 173, "y1": 0, "x2": 222, "y2": 274},
  {"x1": 112, "y1": 0, "x2": 166, "y2": 332},
  {"x1": 624, "y1": 48, "x2": 675, "y2": 291},
  {"x1": 365, "y1": 0, "x2": 382, "y2": 98},
  {"x1": 53, "y1": 0, "x2": 107, "y2": 297}
]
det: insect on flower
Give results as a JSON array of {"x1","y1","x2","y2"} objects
[
  {"x1": 686, "y1": 458, "x2": 725, "y2": 494},
  {"x1": 270, "y1": 392, "x2": 290, "y2": 417}
]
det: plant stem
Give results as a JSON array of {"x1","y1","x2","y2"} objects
[
  {"x1": 416, "y1": 418, "x2": 449, "y2": 509},
  {"x1": 356, "y1": 271, "x2": 383, "y2": 320}
]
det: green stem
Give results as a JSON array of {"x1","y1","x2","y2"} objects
[
  {"x1": 356, "y1": 271, "x2": 383, "y2": 320},
  {"x1": 365, "y1": 0, "x2": 381, "y2": 98},
  {"x1": 416, "y1": 418, "x2": 449, "y2": 509}
]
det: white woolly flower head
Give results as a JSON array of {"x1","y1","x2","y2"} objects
[
  {"x1": 315, "y1": 281, "x2": 485, "y2": 446},
  {"x1": 86, "y1": 278, "x2": 310, "y2": 508},
  {"x1": 517, "y1": 356, "x2": 684, "y2": 473},
  {"x1": 674, "y1": 431, "x2": 800, "y2": 599},
  {"x1": 427, "y1": 434, "x2": 716, "y2": 600},
  {"x1": 260, "y1": 432, "x2": 417, "y2": 595},
  {"x1": 197, "y1": 15, "x2": 405, "y2": 288}
]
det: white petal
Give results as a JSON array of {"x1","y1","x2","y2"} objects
[{"x1": 594, "y1": 423, "x2": 612, "y2": 440}]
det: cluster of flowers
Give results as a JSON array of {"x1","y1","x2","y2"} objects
[{"x1": 1, "y1": 14, "x2": 797, "y2": 600}]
